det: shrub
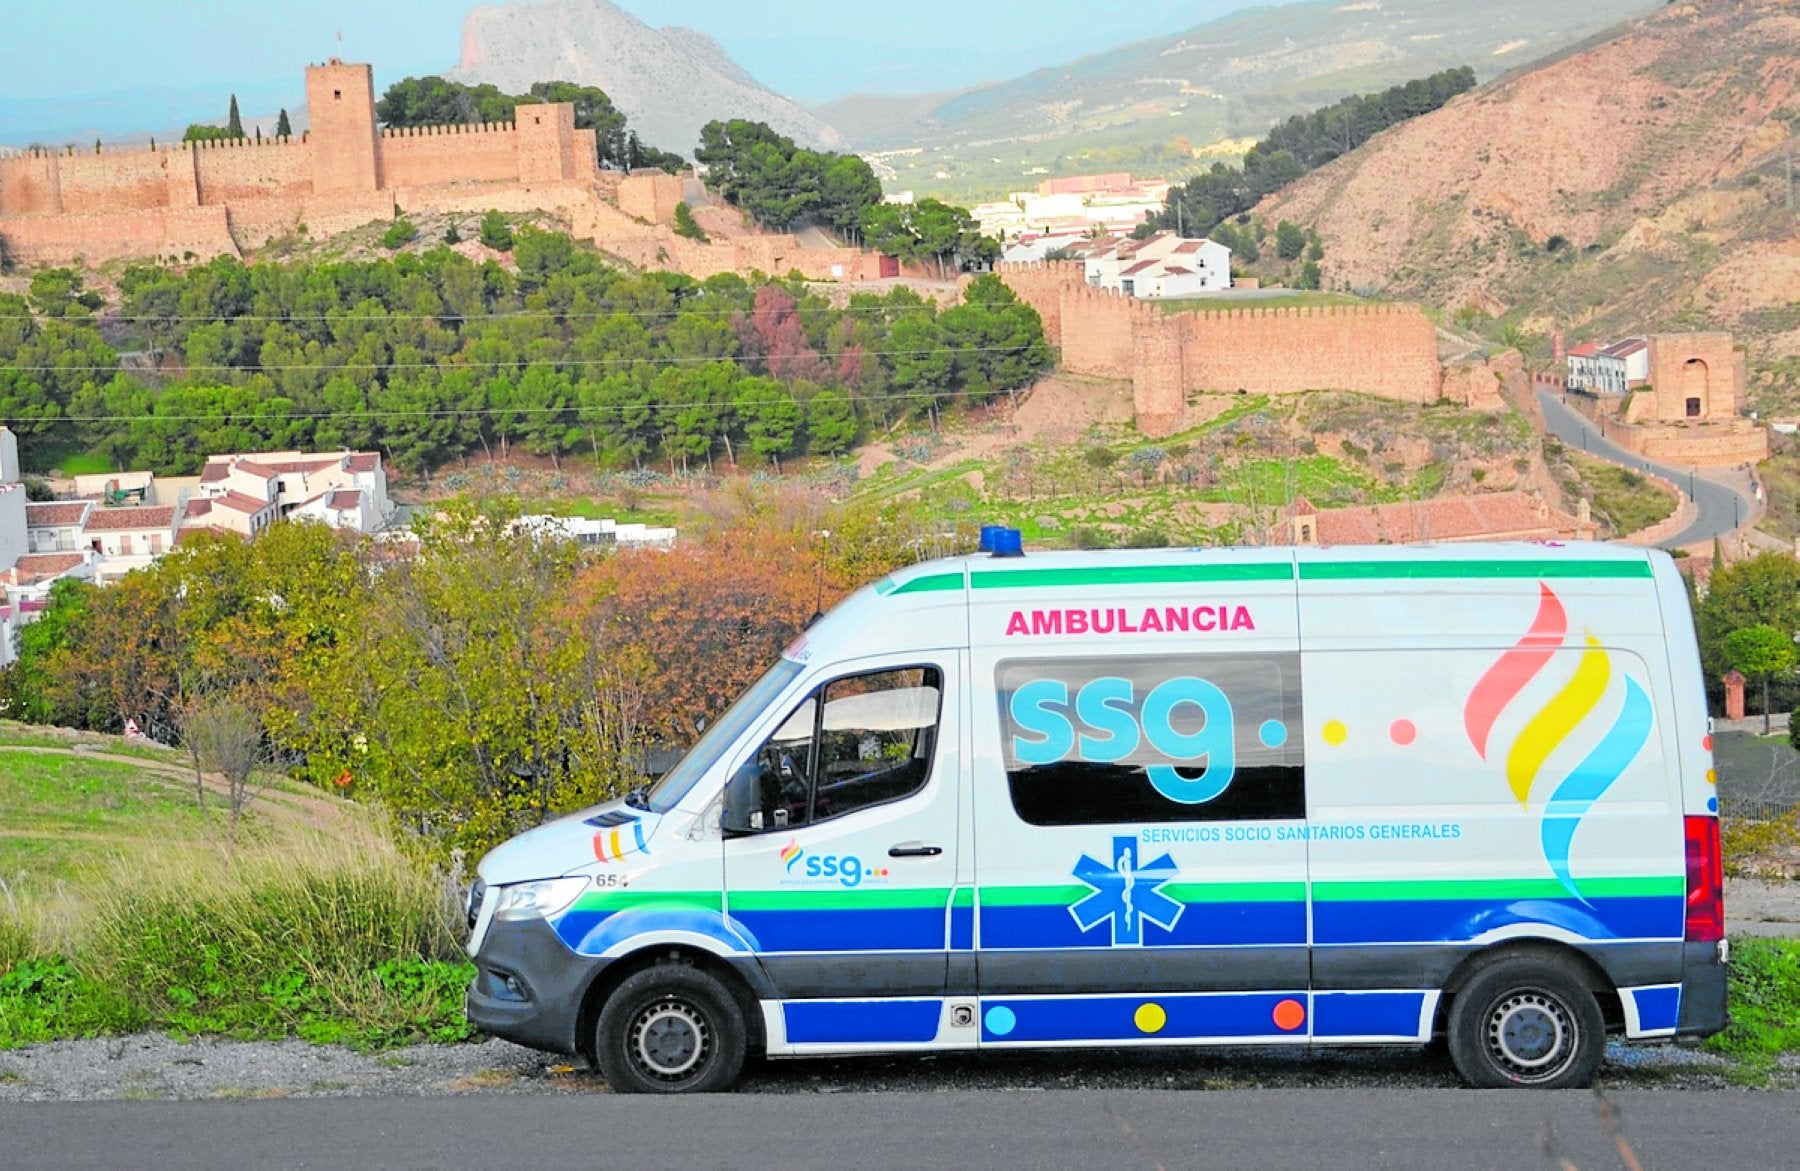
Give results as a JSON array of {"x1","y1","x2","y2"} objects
[
  {"x1": 479, "y1": 210, "x2": 514, "y2": 251},
  {"x1": 382, "y1": 218, "x2": 418, "y2": 250},
  {"x1": 75, "y1": 821, "x2": 470, "y2": 1047},
  {"x1": 673, "y1": 202, "x2": 709, "y2": 242},
  {"x1": 1704, "y1": 939, "x2": 1800, "y2": 1075},
  {"x1": 1069, "y1": 525, "x2": 1112, "y2": 549},
  {"x1": 443, "y1": 223, "x2": 463, "y2": 245}
]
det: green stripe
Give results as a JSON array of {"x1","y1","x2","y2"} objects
[
  {"x1": 889, "y1": 573, "x2": 966, "y2": 595},
  {"x1": 571, "y1": 891, "x2": 723, "y2": 914},
  {"x1": 1301, "y1": 560, "x2": 1652, "y2": 582},
  {"x1": 971, "y1": 563, "x2": 1293, "y2": 589},
  {"x1": 1313, "y1": 876, "x2": 1684, "y2": 902},
  {"x1": 981, "y1": 882, "x2": 1304, "y2": 907},
  {"x1": 979, "y1": 884, "x2": 1091, "y2": 907},
  {"x1": 728, "y1": 888, "x2": 953, "y2": 911},
  {"x1": 952, "y1": 888, "x2": 975, "y2": 909},
  {"x1": 1163, "y1": 881, "x2": 1307, "y2": 904}
]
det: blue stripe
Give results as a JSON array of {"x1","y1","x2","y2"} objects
[
  {"x1": 1628, "y1": 986, "x2": 1681, "y2": 1033},
  {"x1": 980, "y1": 901, "x2": 1306, "y2": 949},
  {"x1": 1312, "y1": 992, "x2": 1427, "y2": 1038},
  {"x1": 784, "y1": 999, "x2": 942, "y2": 1044},
  {"x1": 981, "y1": 992, "x2": 1306, "y2": 1043},
  {"x1": 1313, "y1": 896, "x2": 1683, "y2": 945},
  {"x1": 950, "y1": 903, "x2": 974, "y2": 951},
  {"x1": 730, "y1": 907, "x2": 945, "y2": 952},
  {"x1": 557, "y1": 908, "x2": 751, "y2": 956}
]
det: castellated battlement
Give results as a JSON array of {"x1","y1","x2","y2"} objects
[
  {"x1": 0, "y1": 60, "x2": 599, "y2": 264},
  {"x1": 995, "y1": 263, "x2": 1443, "y2": 437}
]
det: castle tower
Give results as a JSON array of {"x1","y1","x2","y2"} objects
[
  {"x1": 513, "y1": 103, "x2": 577, "y2": 183},
  {"x1": 305, "y1": 61, "x2": 379, "y2": 194}
]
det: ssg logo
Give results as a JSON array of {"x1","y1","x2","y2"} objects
[
  {"x1": 1463, "y1": 584, "x2": 1653, "y2": 900},
  {"x1": 778, "y1": 839, "x2": 889, "y2": 888},
  {"x1": 1070, "y1": 836, "x2": 1183, "y2": 945}
]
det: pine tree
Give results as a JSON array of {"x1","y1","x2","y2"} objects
[
  {"x1": 276, "y1": 108, "x2": 292, "y2": 139},
  {"x1": 227, "y1": 94, "x2": 244, "y2": 139}
]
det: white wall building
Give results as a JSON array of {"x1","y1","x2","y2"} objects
[
  {"x1": 190, "y1": 450, "x2": 394, "y2": 535},
  {"x1": 25, "y1": 500, "x2": 94, "y2": 554},
  {"x1": 1084, "y1": 232, "x2": 1233, "y2": 298},
  {"x1": 82, "y1": 503, "x2": 182, "y2": 584},
  {"x1": 515, "y1": 515, "x2": 678, "y2": 551}
]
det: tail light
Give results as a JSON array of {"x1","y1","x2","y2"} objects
[{"x1": 1683, "y1": 815, "x2": 1724, "y2": 943}]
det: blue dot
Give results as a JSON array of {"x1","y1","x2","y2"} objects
[
  {"x1": 984, "y1": 1006, "x2": 1016, "y2": 1037},
  {"x1": 1259, "y1": 720, "x2": 1289, "y2": 749},
  {"x1": 1707, "y1": 796, "x2": 1718, "y2": 814}
]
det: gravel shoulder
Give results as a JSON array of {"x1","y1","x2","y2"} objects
[{"x1": 1, "y1": 1034, "x2": 1792, "y2": 1102}]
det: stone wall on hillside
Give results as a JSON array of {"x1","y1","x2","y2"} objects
[
  {"x1": 617, "y1": 171, "x2": 684, "y2": 225},
  {"x1": 994, "y1": 261, "x2": 1444, "y2": 437},
  {"x1": 0, "y1": 61, "x2": 605, "y2": 267}
]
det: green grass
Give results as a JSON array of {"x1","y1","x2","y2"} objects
[
  {"x1": 19, "y1": 442, "x2": 114, "y2": 477},
  {"x1": 0, "y1": 751, "x2": 215, "y2": 890},
  {"x1": 1705, "y1": 938, "x2": 1800, "y2": 1082},
  {"x1": 1562, "y1": 452, "x2": 1678, "y2": 538}
]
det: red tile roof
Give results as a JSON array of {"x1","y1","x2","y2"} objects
[
  {"x1": 1121, "y1": 259, "x2": 1158, "y2": 276},
  {"x1": 1307, "y1": 492, "x2": 1593, "y2": 545},
  {"x1": 347, "y1": 453, "x2": 380, "y2": 473},
  {"x1": 25, "y1": 501, "x2": 91, "y2": 527},
  {"x1": 199, "y1": 463, "x2": 229, "y2": 484},
  {"x1": 1567, "y1": 343, "x2": 1601, "y2": 358},
  {"x1": 83, "y1": 505, "x2": 176, "y2": 533},
  {"x1": 231, "y1": 460, "x2": 280, "y2": 480},
  {"x1": 327, "y1": 490, "x2": 361, "y2": 510},
  {"x1": 6, "y1": 553, "x2": 87, "y2": 584},
  {"x1": 213, "y1": 491, "x2": 272, "y2": 515}
]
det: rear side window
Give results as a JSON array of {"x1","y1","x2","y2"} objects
[{"x1": 997, "y1": 654, "x2": 1305, "y2": 825}]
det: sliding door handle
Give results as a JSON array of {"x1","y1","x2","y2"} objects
[{"x1": 888, "y1": 842, "x2": 943, "y2": 858}]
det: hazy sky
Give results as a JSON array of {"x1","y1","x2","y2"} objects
[{"x1": 0, "y1": 0, "x2": 1264, "y2": 103}]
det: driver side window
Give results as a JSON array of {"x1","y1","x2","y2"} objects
[{"x1": 727, "y1": 666, "x2": 942, "y2": 833}]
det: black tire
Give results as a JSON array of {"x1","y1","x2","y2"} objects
[
  {"x1": 594, "y1": 962, "x2": 748, "y2": 1094},
  {"x1": 1447, "y1": 956, "x2": 1605, "y2": 1089}
]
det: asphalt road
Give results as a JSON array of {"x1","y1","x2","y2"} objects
[
  {"x1": 3, "y1": 1089, "x2": 1796, "y2": 1169},
  {"x1": 1536, "y1": 389, "x2": 1752, "y2": 548}
]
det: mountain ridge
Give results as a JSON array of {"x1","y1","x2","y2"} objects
[{"x1": 445, "y1": 0, "x2": 841, "y2": 155}]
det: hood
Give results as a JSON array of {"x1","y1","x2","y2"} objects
[{"x1": 477, "y1": 799, "x2": 663, "y2": 886}]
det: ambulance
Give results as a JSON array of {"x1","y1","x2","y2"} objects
[{"x1": 464, "y1": 537, "x2": 1728, "y2": 1092}]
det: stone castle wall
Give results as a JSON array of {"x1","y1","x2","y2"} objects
[
  {"x1": 0, "y1": 62, "x2": 603, "y2": 266},
  {"x1": 994, "y1": 261, "x2": 1444, "y2": 436},
  {"x1": 617, "y1": 171, "x2": 685, "y2": 225}
]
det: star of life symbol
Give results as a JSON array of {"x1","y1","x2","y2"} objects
[{"x1": 1070, "y1": 836, "x2": 1183, "y2": 946}]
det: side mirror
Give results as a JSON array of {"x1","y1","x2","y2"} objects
[{"x1": 721, "y1": 760, "x2": 763, "y2": 836}]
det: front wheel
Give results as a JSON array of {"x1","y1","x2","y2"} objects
[
  {"x1": 595, "y1": 962, "x2": 748, "y2": 1094},
  {"x1": 1447, "y1": 956, "x2": 1605, "y2": 1089}
]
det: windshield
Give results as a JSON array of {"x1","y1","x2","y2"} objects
[{"x1": 645, "y1": 658, "x2": 806, "y2": 813}]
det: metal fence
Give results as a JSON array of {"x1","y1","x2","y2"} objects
[{"x1": 1717, "y1": 797, "x2": 1800, "y2": 824}]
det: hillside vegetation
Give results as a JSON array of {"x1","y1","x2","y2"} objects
[
  {"x1": 824, "y1": 0, "x2": 1659, "y2": 200},
  {"x1": 1257, "y1": 0, "x2": 1800, "y2": 411}
]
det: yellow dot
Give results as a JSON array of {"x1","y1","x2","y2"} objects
[
  {"x1": 1323, "y1": 720, "x2": 1348, "y2": 746},
  {"x1": 1134, "y1": 1003, "x2": 1167, "y2": 1034},
  {"x1": 1706, "y1": 769, "x2": 1717, "y2": 785}
]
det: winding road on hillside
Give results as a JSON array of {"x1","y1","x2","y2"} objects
[{"x1": 1535, "y1": 389, "x2": 1757, "y2": 549}]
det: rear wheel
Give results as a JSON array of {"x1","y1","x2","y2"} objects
[
  {"x1": 1447, "y1": 957, "x2": 1605, "y2": 1089},
  {"x1": 595, "y1": 963, "x2": 748, "y2": 1094}
]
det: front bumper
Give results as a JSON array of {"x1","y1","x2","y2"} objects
[{"x1": 466, "y1": 915, "x2": 611, "y2": 1056}]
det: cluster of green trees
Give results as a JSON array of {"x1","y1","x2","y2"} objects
[
  {"x1": 860, "y1": 199, "x2": 1000, "y2": 279},
  {"x1": 0, "y1": 236, "x2": 1050, "y2": 474},
  {"x1": 0, "y1": 497, "x2": 931, "y2": 857},
  {"x1": 376, "y1": 77, "x2": 684, "y2": 173},
  {"x1": 184, "y1": 94, "x2": 291, "y2": 144},
  {"x1": 1142, "y1": 66, "x2": 1479, "y2": 241},
  {"x1": 693, "y1": 119, "x2": 884, "y2": 236}
]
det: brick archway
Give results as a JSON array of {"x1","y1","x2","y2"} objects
[{"x1": 1680, "y1": 357, "x2": 1710, "y2": 418}]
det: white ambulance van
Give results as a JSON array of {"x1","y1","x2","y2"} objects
[{"x1": 465, "y1": 539, "x2": 1727, "y2": 1092}]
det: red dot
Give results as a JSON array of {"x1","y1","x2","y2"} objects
[
  {"x1": 1272, "y1": 998, "x2": 1306, "y2": 1031},
  {"x1": 1702, "y1": 735, "x2": 1713, "y2": 752},
  {"x1": 1390, "y1": 719, "x2": 1417, "y2": 746}
]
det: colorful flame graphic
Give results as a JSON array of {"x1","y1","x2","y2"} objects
[
  {"x1": 591, "y1": 820, "x2": 650, "y2": 864},
  {"x1": 779, "y1": 839, "x2": 803, "y2": 872},
  {"x1": 1463, "y1": 584, "x2": 1652, "y2": 898}
]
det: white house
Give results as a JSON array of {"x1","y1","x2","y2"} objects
[
  {"x1": 190, "y1": 450, "x2": 394, "y2": 535},
  {"x1": 182, "y1": 491, "x2": 277, "y2": 537},
  {"x1": 81, "y1": 503, "x2": 182, "y2": 584},
  {"x1": 1084, "y1": 232, "x2": 1233, "y2": 298},
  {"x1": 26, "y1": 500, "x2": 94, "y2": 554},
  {"x1": 1566, "y1": 337, "x2": 1649, "y2": 394}
]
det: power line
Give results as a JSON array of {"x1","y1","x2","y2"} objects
[{"x1": 0, "y1": 342, "x2": 1044, "y2": 375}]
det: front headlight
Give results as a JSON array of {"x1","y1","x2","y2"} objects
[{"x1": 491, "y1": 877, "x2": 588, "y2": 921}]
